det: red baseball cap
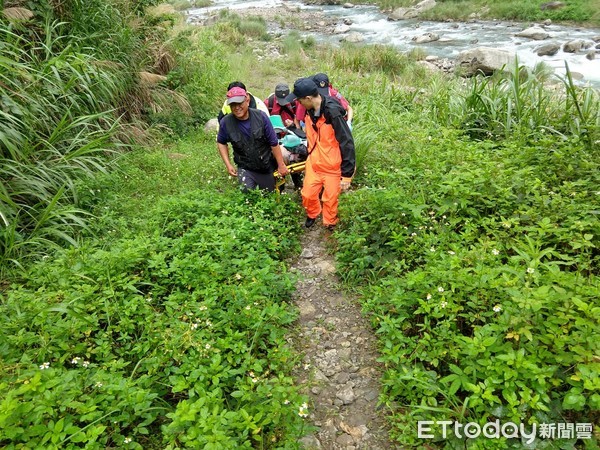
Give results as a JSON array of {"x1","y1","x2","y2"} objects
[{"x1": 226, "y1": 86, "x2": 247, "y2": 105}]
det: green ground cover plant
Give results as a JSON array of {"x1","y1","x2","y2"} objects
[
  {"x1": 2, "y1": 2, "x2": 600, "y2": 448},
  {"x1": 334, "y1": 59, "x2": 599, "y2": 447},
  {"x1": 0, "y1": 134, "x2": 309, "y2": 449}
]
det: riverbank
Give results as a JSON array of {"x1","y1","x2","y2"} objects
[{"x1": 188, "y1": 2, "x2": 600, "y2": 88}]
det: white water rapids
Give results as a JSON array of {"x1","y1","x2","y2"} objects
[{"x1": 188, "y1": 0, "x2": 600, "y2": 87}]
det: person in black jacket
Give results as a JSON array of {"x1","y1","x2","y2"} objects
[{"x1": 217, "y1": 86, "x2": 288, "y2": 192}]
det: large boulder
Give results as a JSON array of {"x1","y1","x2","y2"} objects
[
  {"x1": 456, "y1": 47, "x2": 517, "y2": 76},
  {"x1": 516, "y1": 26, "x2": 549, "y2": 40},
  {"x1": 334, "y1": 24, "x2": 351, "y2": 34},
  {"x1": 389, "y1": 7, "x2": 419, "y2": 20},
  {"x1": 412, "y1": 32, "x2": 440, "y2": 44},
  {"x1": 536, "y1": 42, "x2": 561, "y2": 56},
  {"x1": 341, "y1": 31, "x2": 364, "y2": 43},
  {"x1": 563, "y1": 39, "x2": 593, "y2": 53},
  {"x1": 204, "y1": 118, "x2": 219, "y2": 133},
  {"x1": 389, "y1": 0, "x2": 436, "y2": 20},
  {"x1": 414, "y1": 0, "x2": 436, "y2": 11}
]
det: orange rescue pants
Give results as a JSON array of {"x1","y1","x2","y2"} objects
[{"x1": 301, "y1": 166, "x2": 341, "y2": 226}]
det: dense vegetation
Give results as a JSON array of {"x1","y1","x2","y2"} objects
[
  {"x1": 335, "y1": 66, "x2": 600, "y2": 447},
  {"x1": 0, "y1": 0, "x2": 223, "y2": 272},
  {"x1": 1, "y1": 1, "x2": 599, "y2": 448},
  {"x1": 362, "y1": 0, "x2": 600, "y2": 24}
]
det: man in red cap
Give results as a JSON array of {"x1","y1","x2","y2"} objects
[
  {"x1": 217, "y1": 86, "x2": 288, "y2": 192},
  {"x1": 285, "y1": 77, "x2": 355, "y2": 230}
]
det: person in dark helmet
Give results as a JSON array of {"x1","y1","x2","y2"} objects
[
  {"x1": 295, "y1": 73, "x2": 354, "y2": 130},
  {"x1": 284, "y1": 77, "x2": 355, "y2": 230},
  {"x1": 264, "y1": 83, "x2": 298, "y2": 129}
]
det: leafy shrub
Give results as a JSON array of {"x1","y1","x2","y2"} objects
[
  {"x1": 0, "y1": 189, "x2": 306, "y2": 449},
  {"x1": 338, "y1": 97, "x2": 599, "y2": 446}
]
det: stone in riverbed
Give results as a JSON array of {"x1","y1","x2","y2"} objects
[
  {"x1": 535, "y1": 42, "x2": 560, "y2": 56},
  {"x1": 456, "y1": 47, "x2": 516, "y2": 76},
  {"x1": 516, "y1": 26, "x2": 549, "y2": 40}
]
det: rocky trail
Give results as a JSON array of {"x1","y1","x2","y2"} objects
[{"x1": 289, "y1": 223, "x2": 396, "y2": 449}]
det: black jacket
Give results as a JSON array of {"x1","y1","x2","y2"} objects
[{"x1": 221, "y1": 109, "x2": 275, "y2": 173}]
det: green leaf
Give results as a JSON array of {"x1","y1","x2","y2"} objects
[{"x1": 562, "y1": 392, "x2": 585, "y2": 410}]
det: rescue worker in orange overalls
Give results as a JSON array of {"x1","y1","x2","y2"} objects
[{"x1": 284, "y1": 77, "x2": 355, "y2": 230}]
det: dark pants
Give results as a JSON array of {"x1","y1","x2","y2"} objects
[{"x1": 237, "y1": 168, "x2": 275, "y2": 192}]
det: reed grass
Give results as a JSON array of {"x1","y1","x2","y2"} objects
[{"x1": 0, "y1": 0, "x2": 209, "y2": 272}]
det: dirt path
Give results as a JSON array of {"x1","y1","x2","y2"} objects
[{"x1": 290, "y1": 224, "x2": 396, "y2": 449}]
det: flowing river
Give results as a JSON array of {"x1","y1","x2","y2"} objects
[{"x1": 188, "y1": 0, "x2": 600, "y2": 87}]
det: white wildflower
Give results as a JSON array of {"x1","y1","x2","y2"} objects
[
  {"x1": 493, "y1": 305, "x2": 502, "y2": 313},
  {"x1": 426, "y1": 293, "x2": 432, "y2": 300},
  {"x1": 440, "y1": 301, "x2": 448, "y2": 308},
  {"x1": 527, "y1": 267, "x2": 535, "y2": 274},
  {"x1": 438, "y1": 286, "x2": 444, "y2": 293},
  {"x1": 492, "y1": 249, "x2": 500, "y2": 255},
  {"x1": 39, "y1": 362, "x2": 50, "y2": 370}
]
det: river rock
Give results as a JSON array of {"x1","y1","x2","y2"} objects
[
  {"x1": 412, "y1": 32, "x2": 439, "y2": 44},
  {"x1": 540, "y1": 1, "x2": 565, "y2": 10},
  {"x1": 456, "y1": 47, "x2": 516, "y2": 76},
  {"x1": 204, "y1": 118, "x2": 219, "y2": 132},
  {"x1": 516, "y1": 26, "x2": 549, "y2": 40},
  {"x1": 336, "y1": 434, "x2": 354, "y2": 446},
  {"x1": 334, "y1": 24, "x2": 350, "y2": 34},
  {"x1": 299, "y1": 435, "x2": 322, "y2": 449},
  {"x1": 417, "y1": 61, "x2": 438, "y2": 72},
  {"x1": 563, "y1": 39, "x2": 588, "y2": 53},
  {"x1": 389, "y1": 7, "x2": 418, "y2": 20},
  {"x1": 342, "y1": 3, "x2": 354, "y2": 8},
  {"x1": 586, "y1": 50, "x2": 595, "y2": 60},
  {"x1": 535, "y1": 42, "x2": 560, "y2": 56},
  {"x1": 336, "y1": 385, "x2": 356, "y2": 404},
  {"x1": 415, "y1": 0, "x2": 437, "y2": 11},
  {"x1": 342, "y1": 31, "x2": 364, "y2": 43}
]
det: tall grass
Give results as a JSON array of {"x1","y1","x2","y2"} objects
[
  {"x1": 329, "y1": 43, "x2": 412, "y2": 77},
  {"x1": 0, "y1": 20, "x2": 125, "y2": 271},
  {"x1": 0, "y1": 2, "x2": 213, "y2": 273},
  {"x1": 429, "y1": 62, "x2": 600, "y2": 145}
]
